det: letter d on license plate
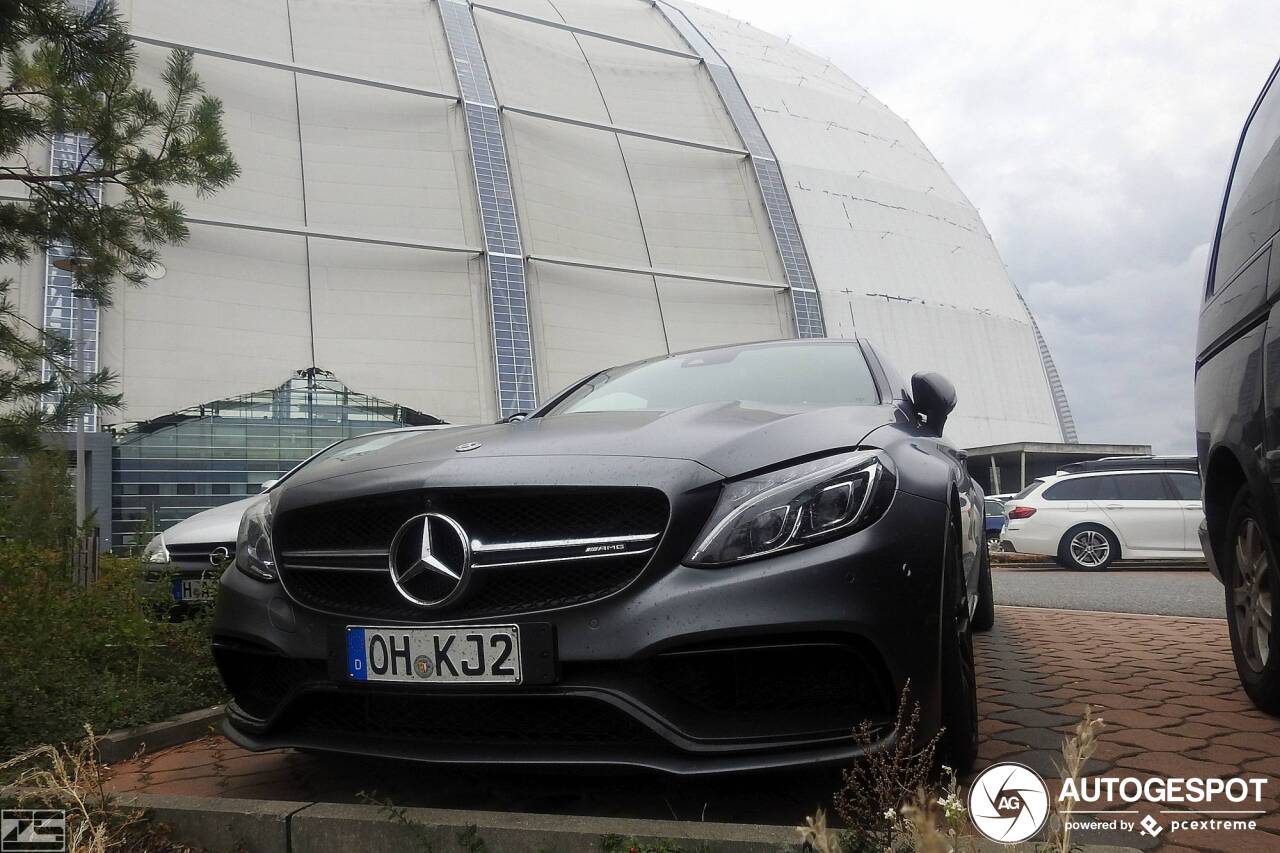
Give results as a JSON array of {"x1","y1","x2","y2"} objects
[{"x1": 347, "y1": 625, "x2": 522, "y2": 684}]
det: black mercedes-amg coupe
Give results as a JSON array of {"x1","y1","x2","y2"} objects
[{"x1": 213, "y1": 338, "x2": 992, "y2": 774}]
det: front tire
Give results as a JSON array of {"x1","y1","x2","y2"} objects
[
  {"x1": 938, "y1": 517, "x2": 978, "y2": 773},
  {"x1": 1058, "y1": 523, "x2": 1119, "y2": 571},
  {"x1": 1224, "y1": 488, "x2": 1280, "y2": 714}
]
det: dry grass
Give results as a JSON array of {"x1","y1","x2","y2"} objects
[
  {"x1": 832, "y1": 683, "x2": 941, "y2": 852},
  {"x1": 1042, "y1": 706, "x2": 1105, "y2": 853},
  {"x1": 0, "y1": 726, "x2": 197, "y2": 853},
  {"x1": 808, "y1": 704, "x2": 1106, "y2": 853}
]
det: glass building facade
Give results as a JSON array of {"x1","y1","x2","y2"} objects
[{"x1": 110, "y1": 369, "x2": 441, "y2": 549}]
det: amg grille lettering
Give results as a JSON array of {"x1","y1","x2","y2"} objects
[{"x1": 584, "y1": 543, "x2": 627, "y2": 554}]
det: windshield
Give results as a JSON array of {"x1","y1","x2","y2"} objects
[{"x1": 543, "y1": 343, "x2": 880, "y2": 416}]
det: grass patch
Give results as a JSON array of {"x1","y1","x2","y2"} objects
[{"x1": 0, "y1": 542, "x2": 225, "y2": 761}]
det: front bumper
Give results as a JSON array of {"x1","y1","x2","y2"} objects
[{"x1": 212, "y1": 489, "x2": 948, "y2": 774}]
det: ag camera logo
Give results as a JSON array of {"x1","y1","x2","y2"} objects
[{"x1": 967, "y1": 762, "x2": 1051, "y2": 843}]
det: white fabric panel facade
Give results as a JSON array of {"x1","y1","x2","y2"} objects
[
  {"x1": 111, "y1": 226, "x2": 312, "y2": 422},
  {"x1": 132, "y1": 42, "x2": 306, "y2": 228},
  {"x1": 674, "y1": 0, "x2": 1064, "y2": 446},
  {"x1": 286, "y1": 0, "x2": 456, "y2": 91},
  {"x1": 296, "y1": 78, "x2": 469, "y2": 244},
  {"x1": 528, "y1": 263, "x2": 668, "y2": 397},
  {"x1": 309, "y1": 242, "x2": 485, "y2": 424},
  {"x1": 126, "y1": 0, "x2": 293, "y2": 59},
  {"x1": 657, "y1": 278, "x2": 788, "y2": 353},
  {"x1": 100, "y1": 0, "x2": 1066, "y2": 445}
]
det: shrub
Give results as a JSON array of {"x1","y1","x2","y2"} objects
[{"x1": 0, "y1": 542, "x2": 224, "y2": 759}]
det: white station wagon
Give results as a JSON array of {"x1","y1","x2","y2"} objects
[{"x1": 1001, "y1": 468, "x2": 1205, "y2": 570}]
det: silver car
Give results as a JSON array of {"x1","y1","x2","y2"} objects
[{"x1": 140, "y1": 426, "x2": 456, "y2": 604}]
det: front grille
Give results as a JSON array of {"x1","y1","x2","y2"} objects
[
  {"x1": 282, "y1": 693, "x2": 661, "y2": 746},
  {"x1": 166, "y1": 541, "x2": 233, "y2": 570},
  {"x1": 213, "y1": 643, "x2": 327, "y2": 720},
  {"x1": 274, "y1": 488, "x2": 669, "y2": 619}
]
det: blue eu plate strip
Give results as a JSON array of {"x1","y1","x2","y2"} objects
[
  {"x1": 347, "y1": 628, "x2": 367, "y2": 680},
  {"x1": 170, "y1": 578, "x2": 183, "y2": 600}
]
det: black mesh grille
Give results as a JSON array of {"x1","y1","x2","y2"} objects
[
  {"x1": 275, "y1": 488, "x2": 668, "y2": 619},
  {"x1": 646, "y1": 642, "x2": 894, "y2": 718},
  {"x1": 283, "y1": 693, "x2": 661, "y2": 746},
  {"x1": 213, "y1": 645, "x2": 327, "y2": 720}
]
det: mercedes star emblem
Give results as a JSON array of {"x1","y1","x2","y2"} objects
[
  {"x1": 455, "y1": 441, "x2": 482, "y2": 452},
  {"x1": 388, "y1": 513, "x2": 472, "y2": 607}
]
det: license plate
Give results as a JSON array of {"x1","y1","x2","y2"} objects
[
  {"x1": 346, "y1": 625, "x2": 522, "y2": 684},
  {"x1": 172, "y1": 577, "x2": 217, "y2": 602}
]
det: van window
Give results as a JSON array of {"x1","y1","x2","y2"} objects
[
  {"x1": 1214, "y1": 71, "x2": 1280, "y2": 294},
  {"x1": 1112, "y1": 473, "x2": 1171, "y2": 501},
  {"x1": 1167, "y1": 472, "x2": 1202, "y2": 501}
]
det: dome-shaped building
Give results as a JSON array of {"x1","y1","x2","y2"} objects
[{"x1": 15, "y1": 0, "x2": 1075, "y2": 545}]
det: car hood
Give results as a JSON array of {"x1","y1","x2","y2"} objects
[
  {"x1": 283, "y1": 402, "x2": 905, "y2": 489},
  {"x1": 162, "y1": 496, "x2": 257, "y2": 545}
]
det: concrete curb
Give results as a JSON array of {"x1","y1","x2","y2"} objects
[
  {"x1": 111, "y1": 792, "x2": 1143, "y2": 853},
  {"x1": 97, "y1": 705, "x2": 224, "y2": 764}
]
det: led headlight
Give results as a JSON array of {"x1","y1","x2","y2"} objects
[
  {"x1": 686, "y1": 451, "x2": 894, "y2": 566},
  {"x1": 235, "y1": 495, "x2": 278, "y2": 582},
  {"x1": 140, "y1": 533, "x2": 170, "y2": 567}
]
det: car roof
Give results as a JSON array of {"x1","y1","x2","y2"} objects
[{"x1": 1036, "y1": 469, "x2": 1198, "y2": 485}]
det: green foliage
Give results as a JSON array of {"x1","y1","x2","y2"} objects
[
  {"x1": 0, "y1": 0, "x2": 238, "y2": 455},
  {"x1": 0, "y1": 542, "x2": 224, "y2": 759},
  {"x1": 0, "y1": 445, "x2": 76, "y2": 547}
]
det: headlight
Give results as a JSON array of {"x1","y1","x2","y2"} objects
[
  {"x1": 686, "y1": 451, "x2": 893, "y2": 566},
  {"x1": 235, "y1": 496, "x2": 277, "y2": 582},
  {"x1": 140, "y1": 533, "x2": 170, "y2": 566}
]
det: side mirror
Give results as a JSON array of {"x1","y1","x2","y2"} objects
[
  {"x1": 500, "y1": 412, "x2": 529, "y2": 424},
  {"x1": 259, "y1": 479, "x2": 279, "y2": 493},
  {"x1": 910, "y1": 372, "x2": 957, "y2": 436}
]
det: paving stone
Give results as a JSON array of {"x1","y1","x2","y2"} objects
[
  {"x1": 1108, "y1": 729, "x2": 1206, "y2": 752},
  {"x1": 1217, "y1": 731, "x2": 1280, "y2": 754},
  {"x1": 989, "y1": 707, "x2": 1076, "y2": 728},
  {"x1": 1188, "y1": 711, "x2": 1280, "y2": 733},
  {"x1": 1115, "y1": 752, "x2": 1237, "y2": 780},
  {"x1": 1158, "y1": 721, "x2": 1222, "y2": 740}
]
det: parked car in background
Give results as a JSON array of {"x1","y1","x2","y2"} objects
[
  {"x1": 140, "y1": 426, "x2": 456, "y2": 605},
  {"x1": 1001, "y1": 468, "x2": 1204, "y2": 571},
  {"x1": 1195, "y1": 56, "x2": 1280, "y2": 714},
  {"x1": 213, "y1": 339, "x2": 993, "y2": 774},
  {"x1": 984, "y1": 498, "x2": 1006, "y2": 541}
]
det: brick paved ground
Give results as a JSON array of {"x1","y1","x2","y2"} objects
[{"x1": 104, "y1": 607, "x2": 1280, "y2": 851}]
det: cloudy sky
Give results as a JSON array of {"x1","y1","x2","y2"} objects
[{"x1": 700, "y1": 0, "x2": 1280, "y2": 453}]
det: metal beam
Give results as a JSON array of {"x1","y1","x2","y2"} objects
[
  {"x1": 529, "y1": 253, "x2": 787, "y2": 291},
  {"x1": 130, "y1": 33, "x2": 459, "y2": 101},
  {"x1": 470, "y1": 3, "x2": 701, "y2": 61},
  {"x1": 186, "y1": 216, "x2": 481, "y2": 255},
  {"x1": 502, "y1": 104, "x2": 747, "y2": 156}
]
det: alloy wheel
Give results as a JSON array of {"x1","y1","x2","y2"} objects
[
  {"x1": 1233, "y1": 517, "x2": 1273, "y2": 673},
  {"x1": 1070, "y1": 530, "x2": 1110, "y2": 568}
]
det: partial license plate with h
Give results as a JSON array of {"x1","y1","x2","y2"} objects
[
  {"x1": 346, "y1": 625, "x2": 522, "y2": 684},
  {"x1": 171, "y1": 577, "x2": 217, "y2": 602}
]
